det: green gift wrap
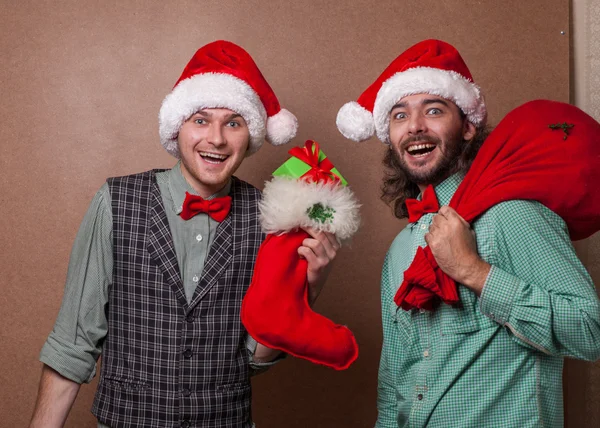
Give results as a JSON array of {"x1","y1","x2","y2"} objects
[{"x1": 272, "y1": 140, "x2": 348, "y2": 186}]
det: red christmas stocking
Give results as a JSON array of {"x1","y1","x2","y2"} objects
[{"x1": 241, "y1": 230, "x2": 359, "y2": 370}]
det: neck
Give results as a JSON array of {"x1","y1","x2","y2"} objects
[
  {"x1": 179, "y1": 163, "x2": 229, "y2": 199},
  {"x1": 417, "y1": 180, "x2": 439, "y2": 193},
  {"x1": 417, "y1": 171, "x2": 456, "y2": 193}
]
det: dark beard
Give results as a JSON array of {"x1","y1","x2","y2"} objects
[{"x1": 394, "y1": 132, "x2": 463, "y2": 185}]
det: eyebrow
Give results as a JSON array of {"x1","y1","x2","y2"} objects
[
  {"x1": 390, "y1": 98, "x2": 449, "y2": 111},
  {"x1": 193, "y1": 110, "x2": 211, "y2": 118},
  {"x1": 422, "y1": 98, "x2": 449, "y2": 107},
  {"x1": 224, "y1": 113, "x2": 242, "y2": 121},
  {"x1": 193, "y1": 110, "x2": 242, "y2": 121}
]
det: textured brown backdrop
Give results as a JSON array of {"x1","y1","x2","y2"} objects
[{"x1": 2, "y1": 0, "x2": 595, "y2": 426}]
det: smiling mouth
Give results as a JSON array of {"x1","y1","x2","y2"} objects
[
  {"x1": 406, "y1": 143, "x2": 436, "y2": 157},
  {"x1": 199, "y1": 151, "x2": 229, "y2": 164}
]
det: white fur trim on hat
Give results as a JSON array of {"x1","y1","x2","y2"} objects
[
  {"x1": 158, "y1": 73, "x2": 267, "y2": 158},
  {"x1": 266, "y1": 108, "x2": 298, "y2": 146},
  {"x1": 336, "y1": 101, "x2": 376, "y2": 142},
  {"x1": 372, "y1": 67, "x2": 487, "y2": 143},
  {"x1": 259, "y1": 177, "x2": 361, "y2": 241}
]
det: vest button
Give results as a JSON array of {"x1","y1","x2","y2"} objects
[
  {"x1": 181, "y1": 421, "x2": 190, "y2": 428},
  {"x1": 183, "y1": 349, "x2": 193, "y2": 359},
  {"x1": 185, "y1": 314, "x2": 195, "y2": 323},
  {"x1": 182, "y1": 388, "x2": 191, "y2": 397}
]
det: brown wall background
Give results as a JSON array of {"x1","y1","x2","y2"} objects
[{"x1": 2, "y1": 0, "x2": 595, "y2": 426}]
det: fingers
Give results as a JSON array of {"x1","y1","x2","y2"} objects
[
  {"x1": 301, "y1": 227, "x2": 340, "y2": 260},
  {"x1": 303, "y1": 227, "x2": 341, "y2": 247},
  {"x1": 297, "y1": 245, "x2": 319, "y2": 265},
  {"x1": 438, "y1": 205, "x2": 451, "y2": 216},
  {"x1": 297, "y1": 241, "x2": 333, "y2": 275},
  {"x1": 324, "y1": 231, "x2": 342, "y2": 249},
  {"x1": 424, "y1": 232, "x2": 432, "y2": 246},
  {"x1": 301, "y1": 235, "x2": 337, "y2": 261},
  {"x1": 439, "y1": 206, "x2": 469, "y2": 226}
]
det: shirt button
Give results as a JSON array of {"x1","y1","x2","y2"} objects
[
  {"x1": 423, "y1": 350, "x2": 429, "y2": 357},
  {"x1": 192, "y1": 275, "x2": 199, "y2": 283},
  {"x1": 183, "y1": 349, "x2": 193, "y2": 359},
  {"x1": 181, "y1": 421, "x2": 190, "y2": 428},
  {"x1": 421, "y1": 224, "x2": 427, "y2": 230},
  {"x1": 182, "y1": 388, "x2": 191, "y2": 397},
  {"x1": 419, "y1": 308, "x2": 426, "y2": 314},
  {"x1": 417, "y1": 393, "x2": 424, "y2": 401},
  {"x1": 196, "y1": 234, "x2": 203, "y2": 242}
]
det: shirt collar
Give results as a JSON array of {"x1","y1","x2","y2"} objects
[
  {"x1": 415, "y1": 172, "x2": 463, "y2": 207},
  {"x1": 432, "y1": 172, "x2": 463, "y2": 206},
  {"x1": 167, "y1": 161, "x2": 232, "y2": 214}
]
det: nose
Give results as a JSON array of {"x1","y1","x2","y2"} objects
[
  {"x1": 407, "y1": 113, "x2": 427, "y2": 135},
  {"x1": 207, "y1": 123, "x2": 225, "y2": 147}
]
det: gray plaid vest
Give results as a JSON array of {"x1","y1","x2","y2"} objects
[{"x1": 92, "y1": 170, "x2": 263, "y2": 428}]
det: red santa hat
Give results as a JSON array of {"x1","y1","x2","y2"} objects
[
  {"x1": 336, "y1": 39, "x2": 487, "y2": 143},
  {"x1": 159, "y1": 40, "x2": 298, "y2": 157}
]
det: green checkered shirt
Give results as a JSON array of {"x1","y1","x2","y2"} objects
[{"x1": 377, "y1": 173, "x2": 600, "y2": 428}]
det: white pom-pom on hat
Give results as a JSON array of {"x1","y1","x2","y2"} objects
[
  {"x1": 336, "y1": 101, "x2": 376, "y2": 142},
  {"x1": 265, "y1": 108, "x2": 299, "y2": 148}
]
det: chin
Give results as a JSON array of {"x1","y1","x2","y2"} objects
[{"x1": 405, "y1": 165, "x2": 442, "y2": 184}]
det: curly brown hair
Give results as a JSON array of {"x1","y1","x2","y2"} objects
[{"x1": 381, "y1": 123, "x2": 492, "y2": 219}]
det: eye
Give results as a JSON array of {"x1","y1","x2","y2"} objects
[
  {"x1": 227, "y1": 120, "x2": 244, "y2": 128},
  {"x1": 194, "y1": 118, "x2": 206, "y2": 125},
  {"x1": 393, "y1": 112, "x2": 407, "y2": 120},
  {"x1": 427, "y1": 108, "x2": 442, "y2": 115}
]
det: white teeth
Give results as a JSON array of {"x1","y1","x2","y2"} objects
[
  {"x1": 199, "y1": 152, "x2": 228, "y2": 160},
  {"x1": 407, "y1": 143, "x2": 436, "y2": 154}
]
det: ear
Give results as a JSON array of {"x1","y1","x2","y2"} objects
[{"x1": 462, "y1": 120, "x2": 476, "y2": 141}]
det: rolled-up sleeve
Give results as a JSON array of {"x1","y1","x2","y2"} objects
[
  {"x1": 246, "y1": 335, "x2": 286, "y2": 376},
  {"x1": 40, "y1": 184, "x2": 113, "y2": 383},
  {"x1": 479, "y1": 200, "x2": 600, "y2": 361}
]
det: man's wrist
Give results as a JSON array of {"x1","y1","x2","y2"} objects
[
  {"x1": 460, "y1": 258, "x2": 491, "y2": 295},
  {"x1": 307, "y1": 275, "x2": 325, "y2": 307},
  {"x1": 253, "y1": 343, "x2": 282, "y2": 363}
]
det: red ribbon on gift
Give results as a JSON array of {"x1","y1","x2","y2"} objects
[{"x1": 288, "y1": 140, "x2": 341, "y2": 184}]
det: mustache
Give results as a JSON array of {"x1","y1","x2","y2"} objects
[{"x1": 401, "y1": 134, "x2": 442, "y2": 149}]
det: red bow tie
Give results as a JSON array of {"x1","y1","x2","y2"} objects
[
  {"x1": 180, "y1": 192, "x2": 232, "y2": 222},
  {"x1": 405, "y1": 185, "x2": 439, "y2": 223}
]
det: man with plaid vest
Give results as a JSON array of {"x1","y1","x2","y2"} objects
[
  {"x1": 30, "y1": 41, "x2": 340, "y2": 428},
  {"x1": 336, "y1": 39, "x2": 600, "y2": 427}
]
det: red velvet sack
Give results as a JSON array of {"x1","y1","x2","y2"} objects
[{"x1": 396, "y1": 100, "x2": 600, "y2": 310}]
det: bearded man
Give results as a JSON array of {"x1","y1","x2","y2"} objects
[{"x1": 336, "y1": 39, "x2": 600, "y2": 427}]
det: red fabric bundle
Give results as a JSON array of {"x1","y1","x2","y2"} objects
[{"x1": 395, "y1": 100, "x2": 600, "y2": 310}]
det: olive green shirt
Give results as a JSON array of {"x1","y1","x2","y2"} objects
[{"x1": 40, "y1": 163, "x2": 274, "y2": 389}]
